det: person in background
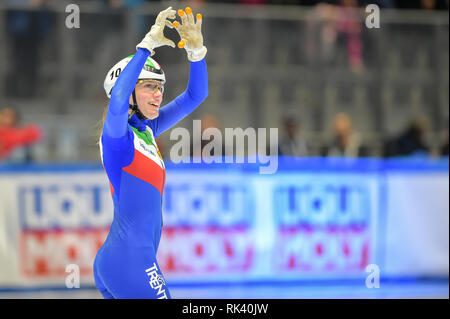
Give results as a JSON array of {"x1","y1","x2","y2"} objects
[
  {"x1": 336, "y1": 0, "x2": 364, "y2": 73},
  {"x1": 278, "y1": 117, "x2": 309, "y2": 157},
  {"x1": 383, "y1": 116, "x2": 430, "y2": 157},
  {"x1": 0, "y1": 107, "x2": 43, "y2": 161},
  {"x1": 322, "y1": 112, "x2": 368, "y2": 157}
]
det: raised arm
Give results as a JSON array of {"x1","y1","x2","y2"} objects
[
  {"x1": 152, "y1": 59, "x2": 208, "y2": 137},
  {"x1": 151, "y1": 7, "x2": 209, "y2": 138},
  {"x1": 103, "y1": 48, "x2": 150, "y2": 140}
]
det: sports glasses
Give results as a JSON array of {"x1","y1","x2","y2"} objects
[{"x1": 137, "y1": 79, "x2": 164, "y2": 94}]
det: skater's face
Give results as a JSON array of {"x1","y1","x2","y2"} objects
[
  {"x1": 0, "y1": 108, "x2": 18, "y2": 128},
  {"x1": 130, "y1": 80, "x2": 164, "y2": 120}
]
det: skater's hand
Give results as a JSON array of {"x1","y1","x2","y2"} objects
[
  {"x1": 173, "y1": 7, "x2": 207, "y2": 62},
  {"x1": 136, "y1": 7, "x2": 177, "y2": 56}
]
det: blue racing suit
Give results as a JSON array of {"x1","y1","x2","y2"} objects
[{"x1": 93, "y1": 48, "x2": 208, "y2": 299}]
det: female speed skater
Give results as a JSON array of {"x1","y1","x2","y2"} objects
[{"x1": 93, "y1": 6, "x2": 208, "y2": 299}]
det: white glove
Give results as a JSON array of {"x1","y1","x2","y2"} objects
[
  {"x1": 136, "y1": 6, "x2": 177, "y2": 56},
  {"x1": 173, "y1": 7, "x2": 207, "y2": 62}
]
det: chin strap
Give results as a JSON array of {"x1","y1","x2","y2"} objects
[{"x1": 129, "y1": 89, "x2": 147, "y2": 122}]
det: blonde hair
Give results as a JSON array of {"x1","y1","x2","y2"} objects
[
  {"x1": 93, "y1": 106, "x2": 108, "y2": 145},
  {"x1": 94, "y1": 105, "x2": 136, "y2": 145}
]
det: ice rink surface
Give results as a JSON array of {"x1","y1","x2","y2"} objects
[{"x1": 0, "y1": 281, "x2": 448, "y2": 299}]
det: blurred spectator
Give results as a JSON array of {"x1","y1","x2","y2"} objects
[
  {"x1": 322, "y1": 112, "x2": 368, "y2": 157},
  {"x1": 95, "y1": 0, "x2": 154, "y2": 37},
  {"x1": 383, "y1": 116, "x2": 430, "y2": 157},
  {"x1": 305, "y1": 3, "x2": 339, "y2": 67},
  {"x1": 337, "y1": 0, "x2": 364, "y2": 73},
  {"x1": 421, "y1": 0, "x2": 438, "y2": 9},
  {"x1": 278, "y1": 117, "x2": 309, "y2": 157},
  {"x1": 305, "y1": 0, "x2": 364, "y2": 73},
  {"x1": 6, "y1": 0, "x2": 54, "y2": 98},
  {"x1": 0, "y1": 107, "x2": 43, "y2": 161}
]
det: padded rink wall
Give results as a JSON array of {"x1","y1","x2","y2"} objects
[{"x1": 0, "y1": 158, "x2": 448, "y2": 289}]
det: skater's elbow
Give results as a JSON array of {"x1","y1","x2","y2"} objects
[{"x1": 188, "y1": 87, "x2": 208, "y2": 104}]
